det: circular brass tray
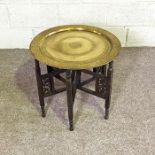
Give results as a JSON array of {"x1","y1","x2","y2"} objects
[{"x1": 30, "y1": 25, "x2": 121, "y2": 69}]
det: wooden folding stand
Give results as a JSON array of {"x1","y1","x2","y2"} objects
[{"x1": 35, "y1": 60, "x2": 113, "y2": 131}]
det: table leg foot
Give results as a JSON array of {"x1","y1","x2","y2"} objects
[
  {"x1": 104, "y1": 115, "x2": 109, "y2": 120},
  {"x1": 104, "y1": 107, "x2": 109, "y2": 120},
  {"x1": 41, "y1": 107, "x2": 46, "y2": 117},
  {"x1": 39, "y1": 96, "x2": 46, "y2": 117},
  {"x1": 69, "y1": 123, "x2": 74, "y2": 131}
]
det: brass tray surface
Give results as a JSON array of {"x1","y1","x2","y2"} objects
[{"x1": 30, "y1": 25, "x2": 121, "y2": 69}]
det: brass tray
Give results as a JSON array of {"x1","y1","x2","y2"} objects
[{"x1": 30, "y1": 25, "x2": 121, "y2": 69}]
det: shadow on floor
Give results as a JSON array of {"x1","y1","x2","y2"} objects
[{"x1": 15, "y1": 58, "x2": 68, "y2": 126}]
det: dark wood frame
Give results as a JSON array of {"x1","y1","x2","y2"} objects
[{"x1": 35, "y1": 60, "x2": 113, "y2": 131}]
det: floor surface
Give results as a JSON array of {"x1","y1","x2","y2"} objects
[{"x1": 0, "y1": 47, "x2": 155, "y2": 155}]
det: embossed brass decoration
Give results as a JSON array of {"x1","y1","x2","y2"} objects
[{"x1": 30, "y1": 25, "x2": 121, "y2": 69}]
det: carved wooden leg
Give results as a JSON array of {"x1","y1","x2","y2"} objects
[
  {"x1": 72, "y1": 71, "x2": 80, "y2": 103},
  {"x1": 95, "y1": 66, "x2": 106, "y2": 94},
  {"x1": 66, "y1": 70, "x2": 74, "y2": 131},
  {"x1": 95, "y1": 67, "x2": 100, "y2": 94},
  {"x1": 35, "y1": 60, "x2": 46, "y2": 117},
  {"x1": 47, "y1": 65, "x2": 54, "y2": 92},
  {"x1": 93, "y1": 68, "x2": 97, "y2": 73},
  {"x1": 77, "y1": 70, "x2": 81, "y2": 85},
  {"x1": 105, "y1": 61, "x2": 113, "y2": 119}
]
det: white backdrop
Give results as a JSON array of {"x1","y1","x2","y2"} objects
[{"x1": 0, "y1": 0, "x2": 155, "y2": 48}]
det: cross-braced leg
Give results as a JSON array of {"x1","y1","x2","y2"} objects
[
  {"x1": 35, "y1": 60, "x2": 46, "y2": 117},
  {"x1": 105, "y1": 61, "x2": 113, "y2": 119},
  {"x1": 66, "y1": 70, "x2": 74, "y2": 131}
]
